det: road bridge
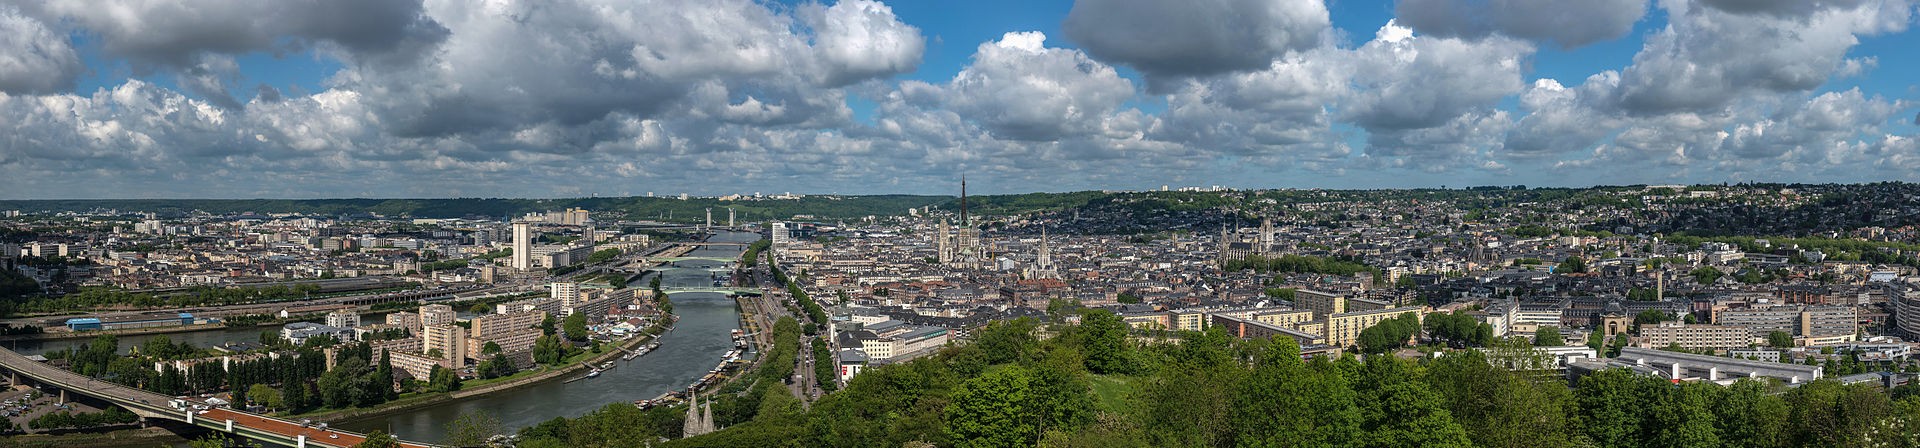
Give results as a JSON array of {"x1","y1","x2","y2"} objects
[
  {"x1": 641, "y1": 255, "x2": 737, "y2": 263},
  {"x1": 662, "y1": 287, "x2": 763, "y2": 296},
  {"x1": 0, "y1": 348, "x2": 436, "y2": 448}
]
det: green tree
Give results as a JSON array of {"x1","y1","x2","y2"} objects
[
  {"x1": 444, "y1": 411, "x2": 503, "y2": 447},
  {"x1": 1634, "y1": 309, "x2": 1670, "y2": 332},
  {"x1": 1767, "y1": 331, "x2": 1793, "y2": 349},
  {"x1": 1715, "y1": 379, "x2": 1788, "y2": 448},
  {"x1": 1533, "y1": 326, "x2": 1565, "y2": 347},
  {"x1": 1079, "y1": 310, "x2": 1132, "y2": 375},
  {"x1": 1357, "y1": 313, "x2": 1421, "y2": 353},
  {"x1": 1689, "y1": 266, "x2": 1724, "y2": 285},
  {"x1": 428, "y1": 365, "x2": 462, "y2": 393},
  {"x1": 540, "y1": 314, "x2": 557, "y2": 336},
  {"x1": 564, "y1": 312, "x2": 589, "y2": 342},
  {"x1": 1557, "y1": 256, "x2": 1588, "y2": 274},
  {"x1": 354, "y1": 431, "x2": 399, "y2": 448},
  {"x1": 1427, "y1": 349, "x2": 1573, "y2": 448},
  {"x1": 1233, "y1": 339, "x2": 1360, "y2": 447},
  {"x1": 1362, "y1": 382, "x2": 1473, "y2": 448},
  {"x1": 945, "y1": 366, "x2": 1041, "y2": 448}
]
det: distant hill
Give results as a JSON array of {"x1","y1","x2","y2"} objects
[{"x1": 0, "y1": 192, "x2": 1107, "y2": 222}]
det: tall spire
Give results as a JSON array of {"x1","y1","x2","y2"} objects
[{"x1": 960, "y1": 175, "x2": 969, "y2": 227}]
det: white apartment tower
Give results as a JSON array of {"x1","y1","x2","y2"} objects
[
  {"x1": 511, "y1": 221, "x2": 533, "y2": 271},
  {"x1": 770, "y1": 222, "x2": 791, "y2": 248}
]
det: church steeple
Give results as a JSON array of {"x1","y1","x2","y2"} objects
[{"x1": 960, "y1": 175, "x2": 969, "y2": 228}]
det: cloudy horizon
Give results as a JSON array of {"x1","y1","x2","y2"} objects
[{"x1": 1, "y1": 0, "x2": 1918, "y2": 199}]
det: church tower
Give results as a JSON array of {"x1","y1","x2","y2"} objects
[
  {"x1": 1027, "y1": 227, "x2": 1057, "y2": 280},
  {"x1": 1258, "y1": 217, "x2": 1274, "y2": 254}
]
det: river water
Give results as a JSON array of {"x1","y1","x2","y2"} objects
[{"x1": 336, "y1": 231, "x2": 754, "y2": 443}]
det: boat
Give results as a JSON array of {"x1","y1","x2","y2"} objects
[
  {"x1": 601, "y1": 362, "x2": 615, "y2": 369},
  {"x1": 585, "y1": 369, "x2": 602, "y2": 378}
]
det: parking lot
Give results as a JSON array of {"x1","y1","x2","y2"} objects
[{"x1": 3, "y1": 383, "x2": 108, "y2": 433}]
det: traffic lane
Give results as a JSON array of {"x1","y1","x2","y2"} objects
[{"x1": 200, "y1": 408, "x2": 435, "y2": 448}]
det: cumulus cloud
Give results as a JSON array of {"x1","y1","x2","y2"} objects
[
  {"x1": 1612, "y1": 0, "x2": 1911, "y2": 115},
  {"x1": 944, "y1": 32, "x2": 1135, "y2": 141},
  {"x1": 1063, "y1": 0, "x2": 1329, "y2": 84},
  {"x1": 803, "y1": 0, "x2": 926, "y2": 86},
  {"x1": 4, "y1": 0, "x2": 1920, "y2": 198},
  {"x1": 24, "y1": 0, "x2": 448, "y2": 66},
  {"x1": 1697, "y1": 0, "x2": 1871, "y2": 16},
  {"x1": 0, "y1": 7, "x2": 83, "y2": 94},
  {"x1": 1394, "y1": 0, "x2": 1647, "y2": 48},
  {"x1": 1339, "y1": 21, "x2": 1535, "y2": 131}
]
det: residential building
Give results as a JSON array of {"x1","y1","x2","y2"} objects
[
  {"x1": 1323, "y1": 306, "x2": 1424, "y2": 347},
  {"x1": 1641, "y1": 322, "x2": 1751, "y2": 351},
  {"x1": 424, "y1": 324, "x2": 468, "y2": 364},
  {"x1": 325, "y1": 310, "x2": 360, "y2": 329},
  {"x1": 420, "y1": 304, "x2": 456, "y2": 327}
]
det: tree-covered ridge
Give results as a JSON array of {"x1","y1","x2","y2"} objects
[{"x1": 495, "y1": 312, "x2": 1920, "y2": 448}]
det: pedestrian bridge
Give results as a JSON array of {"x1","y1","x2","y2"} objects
[{"x1": 0, "y1": 347, "x2": 436, "y2": 448}]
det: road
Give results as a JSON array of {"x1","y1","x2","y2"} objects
[{"x1": 0, "y1": 346, "x2": 433, "y2": 447}]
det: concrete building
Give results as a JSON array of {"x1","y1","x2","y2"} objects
[
  {"x1": 424, "y1": 324, "x2": 468, "y2": 364},
  {"x1": 325, "y1": 310, "x2": 360, "y2": 329},
  {"x1": 1211, "y1": 313, "x2": 1323, "y2": 346},
  {"x1": 1640, "y1": 322, "x2": 1752, "y2": 351},
  {"x1": 1606, "y1": 347, "x2": 1823, "y2": 384},
  {"x1": 388, "y1": 350, "x2": 456, "y2": 382},
  {"x1": 550, "y1": 282, "x2": 581, "y2": 307},
  {"x1": 838, "y1": 320, "x2": 948, "y2": 363},
  {"x1": 466, "y1": 327, "x2": 542, "y2": 361},
  {"x1": 770, "y1": 222, "x2": 790, "y2": 248},
  {"x1": 837, "y1": 348, "x2": 868, "y2": 384},
  {"x1": 512, "y1": 221, "x2": 533, "y2": 271},
  {"x1": 281, "y1": 322, "x2": 353, "y2": 345},
  {"x1": 420, "y1": 304, "x2": 456, "y2": 327},
  {"x1": 472, "y1": 311, "x2": 546, "y2": 339},
  {"x1": 1323, "y1": 306, "x2": 1424, "y2": 347},
  {"x1": 1297, "y1": 289, "x2": 1345, "y2": 320},
  {"x1": 385, "y1": 311, "x2": 422, "y2": 332}
]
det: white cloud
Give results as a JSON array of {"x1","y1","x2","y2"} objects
[
  {"x1": 1063, "y1": 0, "x2": 1330, "y2": 84},
  {"x1": 4, "y1": 0, "x2": 1920, "y2": 197},
  {"x1": 944, "y1": 32, "x2": 1136, "y2": 141},
  {"x1": 805, "y1": 0, "x2": 925, "y2": 86},
  {"x1": 0, "y1": 7, "x2": 83, "y2": 94},
  {"x1": 1612, "y1": 0, "x2": 1911, "y2": 115},
  {"x1": 1394, "y1": 0, "x2": 1647, "y2": 48},
  {"x1": 1338, "y1": 21, "x2": 1535, "y2": 131}
]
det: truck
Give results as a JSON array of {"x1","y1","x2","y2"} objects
[{"x1": 169, "y1": 399, "x2": 189, "y2": 411}]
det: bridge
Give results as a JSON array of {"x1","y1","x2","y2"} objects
[
  {"x1": 0, "y1": 348, "x2": 436, "y2": 448},
  {"x1": 641, "y1": 257, "x2": 737, "y2": 263},
  {"x1": 661, "y1": 287, "x2": 762, "y2": 296},
  {"x1": 682, "y1": 241, "x2": 750, "y2": 247}
]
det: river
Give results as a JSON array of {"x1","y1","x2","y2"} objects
[{"x1": 335, "y1": 230, "x2": 755, "y2": 443}]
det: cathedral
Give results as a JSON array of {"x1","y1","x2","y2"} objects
[
  {"x1": 934, "y1": 178, "x2": 985, "y2": 269},
  {"x1": 1023, "y1": 228, "x2": 1058, "y2": 280},
  {"x1": 1218, "y1": 216, "x2": 1278, "y2": 267}
]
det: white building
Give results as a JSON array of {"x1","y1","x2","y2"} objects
[
  {"x1": 325, "y1": 310, "x2": 361, "y2": 329},
  {"x1": 511, "y1": 221, "x2": 533, "y2": 271}
]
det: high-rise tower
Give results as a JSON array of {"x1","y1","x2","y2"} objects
[{"x1": 511, "y1": 221, "x2": 532, "y2": 271}]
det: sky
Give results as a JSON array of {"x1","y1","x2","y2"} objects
[{"x1": 1, "y1": 0, "x2": 1918, "y2": 198}]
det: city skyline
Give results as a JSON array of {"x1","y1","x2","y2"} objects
[{"x1": 2, "y1": 0, "x2": 1919, "y2": 198}]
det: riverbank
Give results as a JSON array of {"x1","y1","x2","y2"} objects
[
  {"x1": 0, "y1": 425, "x2": 205, "y2": 448},
  {"x1": 306, "y1": 317, "x2": 674, "y2": 424},
  {"x1": 0, "y1": 323, "x2": 234, "y2": 342}
]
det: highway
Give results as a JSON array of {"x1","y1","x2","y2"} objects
[{"x1": 0, "y1": 346, "x2": 434, "y2": 447}]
